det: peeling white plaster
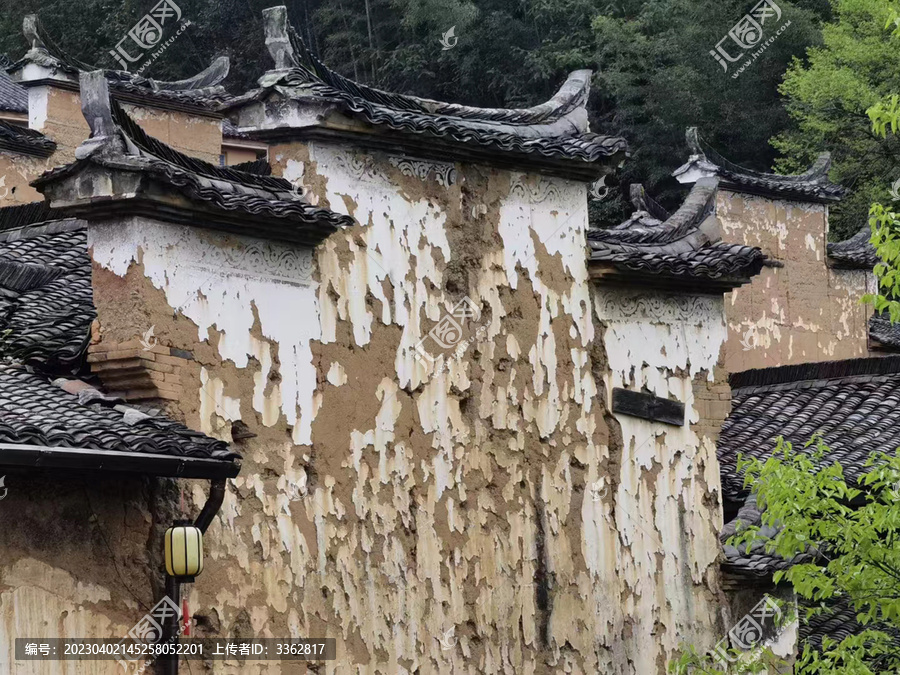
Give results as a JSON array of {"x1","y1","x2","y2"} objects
[{"x1": 88, "y1": 219, "x2": 320, "y2": 443}]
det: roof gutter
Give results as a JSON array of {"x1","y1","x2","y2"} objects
[{"x1": 0, "y1": 442, "x2": 240, "y2": 479}]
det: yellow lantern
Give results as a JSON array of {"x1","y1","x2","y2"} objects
[{"x1": 165, "y1": 521, "x2": 203, "y2": 581}]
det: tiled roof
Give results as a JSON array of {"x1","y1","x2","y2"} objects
[
  {"x1": 32, "y1": 79, "x2": 354, "y2": 246},
  {"x1": 0, "y1": 67, "x2": 27, "y2": 113},
  {"x1": 0, "y1": 218, "x2": 93, "y2": 371},
  {"x1": 719, "y1": 356, "x2": 900, "y2": 500},
  {"x1": 0, "y1": 209, "x2": 240, "y2": 477},
  {"x1": 827, "y1": 223, "x2": 879, "y2": 269},
  {"x1": 233, "y1": 7, "x2": 627, "y2": 174},
  {"x1": 869, "y1": 312, "x2": 900, "y2": 350},
  {"x1": 587, "y1": 178, "x2": 766, "y2": 289},
  {"x1": 8, "y1": 15, "x2": 231, "y2": 112},
  {"x1": 0, "y1": 119, "x2": 56, "y2": 156},
  {"x1": 720, "y1": 495, "x2": 816, "y2": 578},
  {"x1": 799, "y1": 595, "x2": 900, "y2": 652},
  {"x1": 0, "y1": 363, "x2": 237, "y2": 462},
  {"x1": 674, "y1": 128, "x2": 846, "y2": 203}
]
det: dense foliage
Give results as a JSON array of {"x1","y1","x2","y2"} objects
[
  {"x1": 775, "y1": 0, "x2": 900, "y2": 242},
  {"x1": 670, "y1": 437, "x2": 900, "y2": 674}
]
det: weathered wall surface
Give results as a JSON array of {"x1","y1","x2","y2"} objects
[
  {"x1": 0, "y1": 150, "x2": 47, "y2": 205},
  {"x1": 121, "y1": 104, "x2": 222, "y2": 165},
  {"x1": 0, "y1": 85, "x2": 223, "y2": 211},
  {"x1": 0, "y1": 474, "x2": 164, "y2": 674},
  {"x1": 717, "y1": 190, "x2": 870, "y2": 372},
  {"x1": 593, "y1": 288, "x2": 730, "y2": 671},
  {"x1": 80, "y1": 138, "x2": 732, "y2": 673}
]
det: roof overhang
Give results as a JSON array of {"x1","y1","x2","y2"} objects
[
  {"x1": 33, "y1": 157, "x2": 341, "y2": 247},
  {"x1": 230, "y1": 91, "x2": 624, "y2": 181},
  {"x1": 0, "y1": 442, "x2": 240, "y2": 479},
  {"x1": 588, "y1": 263, "x2": 756, "y2": 294}
]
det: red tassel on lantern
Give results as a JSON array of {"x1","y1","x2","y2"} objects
[{"x1": 182, "y1": 599, "x2": 190, "y2": 636}]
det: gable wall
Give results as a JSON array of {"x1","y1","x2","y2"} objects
[
  {"x1": 716, "y1": 189, "x2": 871, "y2": 372},
  {"x1": 0, "y1": 84, "x2": 224, "y2": 211},
  {"x1": 76, "y1": 136, "x2": 733, "y2": 673}
]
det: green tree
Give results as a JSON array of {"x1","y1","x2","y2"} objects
[
  {"x1": 593, "y1": 0, "x2": 826, "y2": 223},
  {"x1": 774, "y1": 0, "x2": 900, "y2": 243},
  {"x1": 670, "y1": 437, "x2": 900, "y2": 674}
]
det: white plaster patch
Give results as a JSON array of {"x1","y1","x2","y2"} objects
[{"x1": 88, "y1": 219, "x2": 320, "y2": 443}]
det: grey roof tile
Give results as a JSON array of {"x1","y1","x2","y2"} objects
[
  {"x1": 827, "y1": 223, "x2": 879, "y2": 269},
  {"x1": 587, "y1": 178, "x2": 766, "y2": 286},
  {"x1": 0, "y1": 363, "x2": 236, "y2": 461},
  {"x1": 674, "y1": 128, "x2": 846, "y2": 203},
  {"x1": 719, "y1": 356, "x2": 900, "y2": 500},
  {"x1": 0, "y1": 120, "x2": 56, "y2": 157},
  {"x1": 0, "y1": 68, "x2": 27, "y2": 113},
  {"x1": 0, "y1": 224, "x2": 94, "y2": 371},
  {"x1": 237, "y1": 8, "x2": 628, "y2": 169}
]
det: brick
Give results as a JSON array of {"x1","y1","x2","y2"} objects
[
  {"x1": 90, "y1": 358, "x2": 145, "y2": 372},
  {"x1": 155, "y1": 354, "x2": 190, "y2": 367},
  {"x1": 142, "y1": 361, "x2": 175, "y2": 374}
]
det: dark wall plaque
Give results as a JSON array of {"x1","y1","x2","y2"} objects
[{"x1": 611, "y1": 387, "x2": 684, "y2": 426}]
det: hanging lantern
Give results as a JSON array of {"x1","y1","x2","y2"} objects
[{"x1": 165, "y1": 520, "x2": 203, "y2": 581}]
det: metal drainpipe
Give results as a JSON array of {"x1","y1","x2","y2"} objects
[{"x1": 160, "y1": 478, "x2": 227, "y2": 675}]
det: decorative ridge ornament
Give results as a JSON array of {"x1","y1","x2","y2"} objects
[
  {"x1": 11, "y1": 15, "x2": 231, "y2": 102},
  {"x1": 241, "y1": 6, "x2": 628, "y2": 178},
  {"x1": 675, "y1": 127, "x2": 845, "y2": 202}
]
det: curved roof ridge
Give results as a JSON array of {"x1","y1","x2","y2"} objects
[
  {"x1": 586, "y1": 178, "x2": 766, "y2": 289},
  {"x1": 11, "y1": 15, "x2": 231, "y2": 104},
  {"x1": 284, "y1": 22, "x2": 589, "y2": 126},
  {"x1": 589, "y1": 177, "x2": 718, "y2": 247},
  {"x1": 674, "y1": 127, "x2": 845, "y2": 203},
  {"x1": 241, "y1": 6, "x2": 625, "y2": 176},
  {"x1": 687, "y1": 127, "x2": 832, "y2": 184},
  {"x1": 32, "y1": 71, "x2": 355, "y2": 246},
  {"x1": 110, "y1": 98, "x2": 293, "y2": 193},
  {"x1": 826, "y1": 221, "x2": 878, "y2": 269}
]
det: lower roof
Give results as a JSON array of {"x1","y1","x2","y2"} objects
[
  {"x1": 0, "y1": 206, "x2": 240, "y2": 479},
  {"x1": 0, "y1": 364, "x2": 239, "y2": 478},
  {"x1": 720, "y1": 355, "x2": 900, "y2": 500}
]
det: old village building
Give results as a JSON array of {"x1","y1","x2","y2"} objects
[{"x1": 0, "y1": 8, "x2": 892, "y2": 674}]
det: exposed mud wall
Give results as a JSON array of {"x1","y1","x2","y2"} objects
[
  {"x1": 80, "y1": 139, "x2": 732, "y2": 674},
  {"x1": 717, "y1": 190, "x2": 870, "y2": 371},
  {"x1": 592, "y1": 287, "x2": 729, "y2": 670},
  {"x1": 0, "y1": 151, "x2": 46, "y2": 205},
  {"x1": 0, "y1": 474, "x2": 162, "y2": 674},
  {"x1": 121, "y1": 104, "x2": 222, "y2": 164},
  {"x1": 0, "y1": 86, "x2": 223, "y2": 212}
]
